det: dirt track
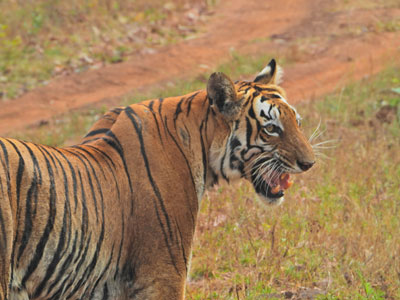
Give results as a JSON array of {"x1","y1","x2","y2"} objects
[{"x1": 1, "y1": 0, "x2": 399, "y2": 136}]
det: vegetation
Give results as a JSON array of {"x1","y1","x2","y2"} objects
[{"x1": 0, "y1": 0, "x2": 211, "y2": 99}]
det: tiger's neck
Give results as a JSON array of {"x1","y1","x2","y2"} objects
[
  {"x1": 134, "y1": 91, "x2": 231, "y2": 202},
  {"x1": 82, "y1": 90, "x2": 232, "y2": 206}
]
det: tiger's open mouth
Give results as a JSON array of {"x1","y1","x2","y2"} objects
[
  {"x1": 250, "y1": 159, "x2": 293, "y2": 203},
  {"x1": 252, "y1": 171, "x2": 293, "y2": 199}
]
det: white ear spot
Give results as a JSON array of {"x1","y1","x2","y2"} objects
[
  {"x1": 258, "y1": 64, "x2": 272, "y2": 77},
  {"x1": 254, "y1": 59, "x2": 284, "y2": 85}
]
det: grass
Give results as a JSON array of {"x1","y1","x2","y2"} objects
[
  {"x1": 331, "y1": 0, "x2": 400, "y2": 11},
  {"x1": 7, "y1": 51, "x2": 400, "y2": 299},
  {"x1": 185, "y1": 65, "x2": 400, "y2": 299},
  {"x1": 0, "y1": 0, "x2": 211, "y2": 100}
]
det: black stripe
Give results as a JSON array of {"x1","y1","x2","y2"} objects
[
  {"x1": 173, "y1": 97, "x2": 185, "y2": 128},
  {"x1": 175, "y1": 221, "x2": 188, "y2": 273},
  {"x1": 46, "y1": 231, "x2": 78, "y2": 296},
  {"x1": 125, "y1": 106, "x2": 181, "y2": 275},
  {"x1": 102, "y1": 284, "x2": 109, "y2": 300},
  {"x1": 110, "y1": 107, "x2": 123, "y2": 114},
  {"x1": 67, "y1": 221, "x2": 105, "y2": 298},
  {"x1": 64, "y1": 149, "x2": 99, "y2": 222},
  {"x1": 33, "y1": 199, "x2": 68, "y2": 297},
  {"x1": 219, "y1": 145, "x2": 229, "y2": 182},
  {"x1": 51, "y1": 148, "x2": 79, "y2": 212},
  {"x1": 163, "y1": 117, "x2": 196, "y2": 225},
  {"x1": 0, "y1": 140, "x2": 11, "y2": 205},
  {"x1": 6, "y1": 140, "x2": 25, "y2": 214},
  {"x1": 21, "y1": 146, "x2": 57, "y2": 287},
  {"x1": 0, "y1": 140, "x2": 9, "y2": 169},
  {"x1": 125, "y1": 106, "x2": 173, "y2": 238},
  {"x1": 148, "y1": 100, "x2": 164, "y2": 144},
  {"x1": 87, "y1": 246, "x2": 114, "y2": 298},
  {"x1": 83, "y1": 145, "x2": 121, "y2": 202},
  {"x1": 84, "y1": 145, "x2": 116, "y2": 168},
  {"x1": 101, "y1": 134, "x2": 134, "y2": 211},
  {"x1": 63, "y1": 232, "x2": 92, "y2": 297},
  {"x1": 35, "y1": 146, "x2": 74, "y2": 297},
  {"x1": 84, "y1": 128, "x2": 110, "y2": 138},
  {"x1": 248, "y1": 102, "x2": 256, "y2": 118},
  {"x1": 267, "y1": 103, "x2": 274, "y2": 119},
  {"x1": 71, "y1": 147, "x2": 107, "y2": 209},
  {"x1": 6, "y1": 139, "x2": 25, "y2": 282},
  {"x1": 74, "y1": 170, "x2": 89, "y2": 264},
  {"x1": 113, "y1": 210, "x2": 124, "y2": 280},
  {"x1": 245, "y1": 117, "x2": 253, "y2": 146},
  {"x1": 17, "y1": 142, "x2": 43, "y2": 262},
  {"x1": 163, "y1": 119, "x2": 195, "y2": 185},
  {"x1": 49, "y1": 272, "x2": 73, "y2": 299},
  {"x1": 0, "y1": 208, "x2": 7, "y2": 253},
  {"x1": 81, "y1": 137, "x2": 102, "y2": 145},
  {"x1": 260, "y1": 109, "x2": 272, "y2": 121},
  {"x1": 185, "y1": 92, "x2": 199, "y2": 116},
  {"x1": 199, "y1": 105, "x2": 212, "y2": 186}
]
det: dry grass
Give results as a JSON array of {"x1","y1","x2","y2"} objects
[
  {"x1": 186, "y1": 66, "x2": 400, "y2": 299},
  {"x1": 0, "y1": 0, "x2": 211, "y2": 99}
]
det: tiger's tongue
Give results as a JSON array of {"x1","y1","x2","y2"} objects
[
  {"x1": 270, "y1": 174, "x2": 293, "y2": 194},
  {"x1": 279, "y1": 174, "x2": 292, "y2": 190}
]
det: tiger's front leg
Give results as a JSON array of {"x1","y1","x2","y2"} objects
[
  {"x1": 125, "y1": 278, "x2": 186, "y2": 300},
  {"x1": 119, "y1": 245, "x2": 188, "y2": 300}
]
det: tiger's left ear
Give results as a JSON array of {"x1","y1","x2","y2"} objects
[
  {"x1": 254, "y1": 59, "x2": 283, "y2": 85},
  {"x1": 207, "y1": 72, "x2": 241, "y2": 121}
]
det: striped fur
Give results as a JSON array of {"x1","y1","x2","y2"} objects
[{"x1": 0, "y1": 60, "x2": 314, "y2": 299}]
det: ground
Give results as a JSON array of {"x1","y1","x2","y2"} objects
[{"x1": 0, "y1": 0, "x2": 399, "y2": 136}]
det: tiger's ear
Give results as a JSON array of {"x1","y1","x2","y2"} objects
[
  {"x1": 207, "y1": 72, "x2": 241, "y2": 121},
  {"x1": 254, "y1": 59, "x2": 283, "y2": 85}
]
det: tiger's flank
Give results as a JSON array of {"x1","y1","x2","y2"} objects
[{"x1": 0, "y1": 59, "x2": 314, "y2": 299}]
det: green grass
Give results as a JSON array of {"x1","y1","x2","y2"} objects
[
  {"x1": 330, "y1": 0, "x2": 400, "y2": 11},
  {"x1": 0, "y1": 0, "x2": 210, "y2": 100}
]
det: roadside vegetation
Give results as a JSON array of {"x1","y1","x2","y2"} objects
[{"x1": 0, "y1": 0, "x2": 213, "y2": 100}]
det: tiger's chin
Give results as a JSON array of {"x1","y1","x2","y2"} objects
[{"x1": 253, "y1": 180, "x2": 285, "y2": 206}]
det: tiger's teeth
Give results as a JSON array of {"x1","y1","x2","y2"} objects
[
  {"x1": 280, "y1": 173, "x2": 290, "y2": 181},
  {"x1": 270, "y1": 185, "x2": 281, "y2": 194}
]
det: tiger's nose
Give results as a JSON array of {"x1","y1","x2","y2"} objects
[{"x1": 297, "y1": 160, "x2": 315, "y2": 171}]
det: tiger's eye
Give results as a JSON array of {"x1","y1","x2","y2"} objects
[{"x1": 265, "y1": 124, "x2": 275, "y2": 133}]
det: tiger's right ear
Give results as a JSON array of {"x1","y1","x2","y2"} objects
[
  {"x1": 207, "y1": 72, "x2": 241, "y2": 121},
  {"x1": 254, "y1": 59, "x2": 283, "y2": 85}
]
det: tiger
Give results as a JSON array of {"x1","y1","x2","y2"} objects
[{"x1": 0, "y1": 59, "x2": 314, "y2": 300}]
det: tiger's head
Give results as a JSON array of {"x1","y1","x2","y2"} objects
[{"x1": 208, "y1": 59, "x2": 315, "y2": 205}]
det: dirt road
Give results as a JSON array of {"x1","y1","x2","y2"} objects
[{"x1": 1, "y1": 0, "x2": 399, "y2": 136}]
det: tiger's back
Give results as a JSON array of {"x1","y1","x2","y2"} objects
[{"x1": 0, "y1": 96, "x2": 205, "y2": 299}]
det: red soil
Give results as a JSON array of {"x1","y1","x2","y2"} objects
[{"x1": 1, "y1": 0, "x2": 399, "y2": 136}]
